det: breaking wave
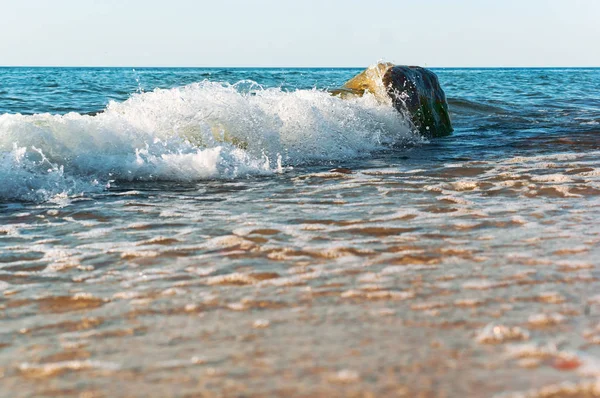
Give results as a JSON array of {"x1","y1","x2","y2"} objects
[{"x1": 0, "y1": 81, "x2": 417, "y2": 202}]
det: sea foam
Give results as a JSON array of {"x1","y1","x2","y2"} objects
[{"x1": 0, "y1": 81, "x2": 416, "y2": 202}]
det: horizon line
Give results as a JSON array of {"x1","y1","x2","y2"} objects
[{"x1": 1, "y1": 65, "x2": 599, "y2": 69}]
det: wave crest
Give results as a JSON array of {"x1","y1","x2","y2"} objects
[{"x1": 0, "y1": 81, "x2": 417, "y2": 202}]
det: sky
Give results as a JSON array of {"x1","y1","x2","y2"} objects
[{"x1": 1, "y1": 0, "x2": 599, "y2": 67}]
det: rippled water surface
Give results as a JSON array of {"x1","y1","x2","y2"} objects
[{"x1": 1, "y1": 67, "x2": 600, "y2": 397}]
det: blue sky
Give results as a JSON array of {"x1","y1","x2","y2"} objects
[{"x1": 1, "y1": 0, "x2": 598, "y2": 67}]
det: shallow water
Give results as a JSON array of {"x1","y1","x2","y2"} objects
[{"x1": 1, "y1": 67, "x2": 600, "y2": 397}]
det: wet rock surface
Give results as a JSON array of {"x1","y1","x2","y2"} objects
[
  {"x1": 333, "y1": 63, "x2": 453, "y2": 138},
  {"x1": 383, "y1": 66, "x2": 453, "y2": 138}
]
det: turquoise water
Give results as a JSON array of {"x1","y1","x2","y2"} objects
[{"x1": 1, "y1": 67, "x2": 600, "y2": 397}]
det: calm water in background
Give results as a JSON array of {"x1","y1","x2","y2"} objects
[{"x1": 1, "y1": 67, "x2": 600, "y2": 397}]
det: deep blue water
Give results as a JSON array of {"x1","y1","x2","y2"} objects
[{"x1": 0, "y1": 67, "x2": 363, "y2": 115}]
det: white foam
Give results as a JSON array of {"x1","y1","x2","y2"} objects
[{"x1": 0, "y1": 81, "x2": 415, "y2": 202}]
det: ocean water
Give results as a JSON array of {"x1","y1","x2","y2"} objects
[{"x1": 1, "y1": 67, "x2": 600, "y2": 397}]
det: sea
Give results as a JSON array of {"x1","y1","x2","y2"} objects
[{"x1": 1, "y1": 67, "x2": 600, "y2": 397}]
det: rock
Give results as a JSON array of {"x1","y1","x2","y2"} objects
[
  {"x1": 383, "y1": 66, "x2": 453, "y2": 137},
  {"x1": 331, "y1": 62, "x2": 394, "y2": 102},
  {"x1": 332, "y1": 63, "x2": 453, "y2": 138}
]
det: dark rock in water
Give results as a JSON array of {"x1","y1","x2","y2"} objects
[
  {"x1": 332, "y1": 63, "x2": 453, "y2": 138},
  {"x1": 383, "y1": 66, "x2": 453, "y2": 137}
]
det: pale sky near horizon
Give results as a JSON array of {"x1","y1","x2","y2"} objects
[{"x1": 1, "y1": 0, "x2": 598, "y2": 67}]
